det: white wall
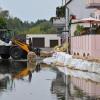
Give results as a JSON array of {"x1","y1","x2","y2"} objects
[
  {"x1": 94, "y1": 9, "x2": 100, "y2": 20},
  {"x1": 26, "y1": 34, "x2": 61, "y2": 47},
  {"x1": 67, "y1": 0, "x2": 93, "y2": 19}
]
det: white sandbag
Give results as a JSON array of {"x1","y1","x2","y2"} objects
[
  {"x1": 56, "y1": 52, "x2": 65, "y2": 62},
  {"x1": 69, "y1": 59, "x2": 80, "y2": 68},
  {"x1": 75, "y1": 60, "x2": 93, "y2": 72},
  {"x1": 92, "y1": 62, "x2": 100, "y2": 74},
  {"x1": 43, "y1": 57, "x2": 57, "y2": 65},
  {"x1": 44, "y1": 51, "x2": 100, "y2": 75}
]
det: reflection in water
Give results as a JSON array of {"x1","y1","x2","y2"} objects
[
  {"x1": 28, "y1": 70, "x2": 32, "y2": 82},
  {"x1": 0, "y1": 77, "x2": 10, "y2": 90},
  {"x1": 28, "y1": 63, "x2": 41, "y2": 82},
  {"x1": 51, "y1": 68, "x2": 100, "y2": 100},
  {"x1": 0, "y1": 60, "x2": 100, "y2": 100},
  {"x1": 0, "y1": 60, "x2": 28, "y2": 92},
  {"x1": 71, "y1": 77, "x2": 100, "y2": 100},
  {"x1": 51, "y1": 71, "x2": 66, "y2": 100},
  {"x1": 0, "y1": 60, "x2": 57, "y2": 100},
  {"x1": 0, "y1": 60, "x2": 42, "y2": 91},
  {"x1": 35, "y1": 63, "x2": 41, "y2": 72},
  {"x1": 13, "y1": 61, "x2": 41, "y2": 82}
]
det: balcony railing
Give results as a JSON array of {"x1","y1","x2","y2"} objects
[{"x1": 86, "y1": 0, "x2": 100, "y2": 8}]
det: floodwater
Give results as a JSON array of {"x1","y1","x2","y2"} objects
[{"x1": 0, "y1": 60, "x2": 99, "y2": 100}]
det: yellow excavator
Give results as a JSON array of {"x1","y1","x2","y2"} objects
[
  {"x1": 10, "y1": 38, "x2": 30, "y2": 59},
  {"x1": 13, "y1": 40, "x2": 30, "y2": 53},
  {"x1": 0, "y1": 29, "x2": 30, "y2": 59}
]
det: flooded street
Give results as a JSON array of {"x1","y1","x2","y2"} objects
[
  {"x1": 0, "y1": 60, "x2": 57, "y2": 100},
  {"x1": 0, "y1": 60, "x2": 99, "y2": 100}
]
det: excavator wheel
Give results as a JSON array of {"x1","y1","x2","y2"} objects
[
  {"x1": 1, "y1": 54, "x2": 10, "y2": 59},
  {"x1": 10, "y1": 46, "x2": 23, "y2": 60},
  {"x1": 22, "y1": 50, "x2": 27, "y2": 59}
]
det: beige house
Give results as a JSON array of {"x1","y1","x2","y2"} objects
[{"x1": 26, "y1": 34, "x2": 61, "y2": 48}]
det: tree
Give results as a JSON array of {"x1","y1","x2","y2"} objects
[
  {"x1": 0, "y1": 17, "x2": 7, "y2": 29},
  {"x1": 74, "y1": 24, "x2": 84, "y2": 36},
  {"x1": 56, "y1": 6, "x2": 65, "y2": 17}
]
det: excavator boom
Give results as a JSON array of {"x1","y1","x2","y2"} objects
[{"x1": 14, "y1": 40, "x2": 30, "y2": 53}]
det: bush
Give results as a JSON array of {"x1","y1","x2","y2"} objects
[{"x1": 74, "y1": 24, "x2": 85, "y2": 36}]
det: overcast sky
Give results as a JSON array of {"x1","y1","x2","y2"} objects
[{"x1": 0, "y1": 0, "x2": 93, "y2": 22}]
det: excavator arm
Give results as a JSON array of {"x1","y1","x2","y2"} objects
[{"x1": 13, "y1": 40, "x2": 30, "y2": 53}]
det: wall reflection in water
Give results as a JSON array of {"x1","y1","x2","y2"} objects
[
  {"x1": 0, "y1": 59, "x2": 100, "y2": 100},
  {"x1": 71, "y1": 77, "x2": 100, "y2": 100},
  {"x1": 51, "y1": 71, "x2": 66, "y2": 100},
  {"x1": 0, "y1": 60, "x2": 41, "y2": 92},
  {"x1": 51, "y1": 70, "x2": 100, "y2": 100}
]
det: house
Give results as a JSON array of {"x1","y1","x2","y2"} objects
[
  {"x1": 86, "y1": 0, "x2": 100, "y2": 20},
  {"x1": 52, "y1": 0, "x2": 94, "y2": 45},
  {"x1": 86, "y1": 0, "x2": 100, "y2": 8},
  {"x1": 26, "y1": 34, "x2": 61, "y2": 48},
  {"x1": 71, "y1": 0, "x2": 100, "y2": 59}
]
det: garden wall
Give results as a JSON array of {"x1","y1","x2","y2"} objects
[{"x1": 71, "y1": 35, "x2": 100, "y2": 58}]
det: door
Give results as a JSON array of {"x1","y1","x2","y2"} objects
[
  {"x1": 32, "y1": 38, "x2": 45, "y2": 48},
  {"x1": 50, "y1": 40, "x2": 58, "y2": 48}
]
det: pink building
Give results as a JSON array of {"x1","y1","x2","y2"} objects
[{"x1": 71, "y1": 0, "x2": 100, "y2": 59}]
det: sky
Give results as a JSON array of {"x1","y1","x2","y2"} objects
[{"x1": 0, "y1": 0, "x2": 93, "y2": 22}]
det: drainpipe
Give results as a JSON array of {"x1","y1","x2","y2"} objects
[{"x1": 65, "y1": 0, "x2": 73, "y2": 54}]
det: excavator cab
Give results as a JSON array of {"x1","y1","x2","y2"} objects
[{"x1": 0, "y1": 29, "x2": 14, "y2": 44}]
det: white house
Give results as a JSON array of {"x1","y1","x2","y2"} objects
[
  {"x1": 26, "y1": 34, "x2": 61, "y2": 48},
  {"x1": 86, "y1": 0, "x2": 100, "y2": 8}
]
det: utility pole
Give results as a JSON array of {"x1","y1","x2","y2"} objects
[
  {"x1": 62, "y1": 0, "x2": 64, "y2": 6},
  {"x1": 65, "y1": 0, "x2": 73, "y2": 54}
]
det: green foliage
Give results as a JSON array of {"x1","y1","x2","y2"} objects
[
  {"x1": 0, "y1": 8, "x2": 35, "y2": 34},
  {"x1": 74, "y1": 24, "x2": 85, "y2": 36},
  {"x1": 0, "y1": 8, "x2": 57, "y2": 34},
  {"x1": 56, "y1": 6, "x2": 65, "y2": 17},
  {"x1": 0, "y1": 17, "x2": 7, "y2": 29},
  {"x1": 28, "y1": 21, "x2": 57, "y2": 34}
]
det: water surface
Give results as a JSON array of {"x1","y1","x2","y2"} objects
[{"x1": 0, "y1": 60, "x2": 100, "y2": 100}]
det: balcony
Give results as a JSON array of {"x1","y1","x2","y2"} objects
[{"x1": 86, "y1": 0, "x2": 100, "y2": 8}]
